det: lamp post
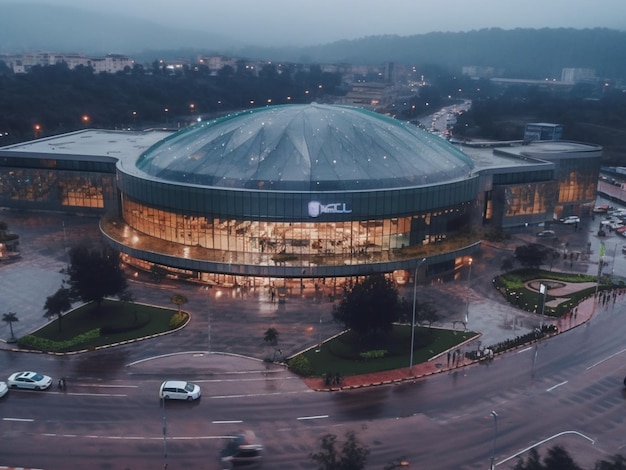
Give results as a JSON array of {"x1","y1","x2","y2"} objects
[
  {"x1": 464, "y1": 257, "x2": 473, "y2": 326},
  {"x1": 490, "y1": 410, "x2": 498, "y2": 470},
  {"x1": 409, "y1": 257, "x2": 427, "y2": 373}
]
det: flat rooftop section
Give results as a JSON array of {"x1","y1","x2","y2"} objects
[
  {"x1": 0, "y1": 129, "x2": 173, "y2": 163},
  {"x1": 454, "y1": 139, "x2": 602, "y2": 172}
]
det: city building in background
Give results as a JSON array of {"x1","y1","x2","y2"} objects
[{"x1": 524, "y1": 123, "x2": 564, "y2": 142}]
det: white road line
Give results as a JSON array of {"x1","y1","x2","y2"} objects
[
  {"x1": 2, "y1": 417, "x2": 34, "y2": 422},
  {"x1": 517, "y1": 347, "x2": 532, "y2": 353},
  {"x1": 210, "y1": 390, "x2": 312, "y2": 399},
  {"x1": 547, "y1": 381, "x2": 568, "y2": 392},
  {"x1": 297, "y1": 415, "x2": 329, "y2": 421},
  {"x1": 586, "y1": 348, "x2": 626, "y2": 370},
  {"x1": 81, "y1": 384, "x2": 139, "y2": 389},
  {"x1": 212, "y1": 420, "x2": 243, "y2": 424}
]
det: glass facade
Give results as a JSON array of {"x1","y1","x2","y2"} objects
[
  {"x1": 120, "y1": 194, "x2": 474, "y2": 267},
  {"x1": 0, "y1": 166, "x2": 115, "y2": 212}
]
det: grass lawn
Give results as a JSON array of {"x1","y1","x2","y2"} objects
[
  {"x1": 24, "y1": 299, "x2": 182, "y2": 352},
  {"x1": 298, "y1": 325, "x2": 477, "y2": 377}
]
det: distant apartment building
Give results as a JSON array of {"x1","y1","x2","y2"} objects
[
  {"x1": 1, "y1": 52, "x2": 133, "y2": 74},
  {"x1": 560, "y1": 67, "x2": 596, "y2": 84},
  {"x1": 524, "y1": 123, "x2": 563, "y2": 142},
  {"x1": 461, "y1": 65, "x2": 501, "y2": 79}
]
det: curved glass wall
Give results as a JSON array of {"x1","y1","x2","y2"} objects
[{"x1": 119, "y1": 194, "x2": 473, "y2": 269}]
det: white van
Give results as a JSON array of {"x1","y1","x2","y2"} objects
[{"x1": 159, "y1": 380, "x2": 201, "y2": 401}]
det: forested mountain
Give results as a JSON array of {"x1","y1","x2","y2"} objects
[
  {"x1": 1, "y1": 3, "x2": 625, "y2": 80},
  {"x1": 254, "y1": 28, "x2": 626, "y2": 80}
]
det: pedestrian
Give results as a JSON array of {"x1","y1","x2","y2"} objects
[{"x1": 447, "y1": 351, "x2": 451, "y2": 366}]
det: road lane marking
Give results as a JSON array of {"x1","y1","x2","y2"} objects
[
  {"x1": 2, "y1": 417, "x2": 34, "y2": 422},
  {"x1": 212, "y1": 420, "x2": 243, "y2": 424},
  {"x1": 297, "y1": 415, "x2": 329, "y2": 421},
  {"x1": 547, "y1": 381, "x2": 568, "y2": 392},
  {"x1": 82, "y1": 384, "x2": 139, "y2": 389},
  {"x1": 51, "y1": 392, "x2": 128, "y2": 397},
  {"x1": 586, "y1": 347, "x2": 626, "y2": 370},
  {"x1": 210, "y1": 390, "x2": 312, "y2": 399},
  {"x1": 517, "y1": 347, "x2": 532, "y2": 353}
]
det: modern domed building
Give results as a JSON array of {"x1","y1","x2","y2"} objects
[
  {"x1": 103, "y1": 103, "x2": 480, "y2": 286},
  {"x1": 0, "y1": 103, "x2": 602, "y2": 288}
]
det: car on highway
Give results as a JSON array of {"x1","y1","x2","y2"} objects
[
  {"x1": 560, "y1": 216, "x2": 580, "y2": 225},
  {"x1": 0, "y1": 381, "x2": 8, "y2": 398},
  {"x1": 7, "y1": 371, "x2": 52, "y2": 390},
  {"x1": 159, "y1": 380, "x2": 201, "y2": 401},
  {"x1": 220, "y1": 430, "x2": 263, "y2": 468},
  {"x1": 536, "y1": 230, "x2": 557, "y2": 238}
]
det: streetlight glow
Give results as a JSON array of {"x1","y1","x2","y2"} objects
[
  {"x1": 490, "y1": 411, "x2": 498, "y2": 470},
  {"x1": 410, "y1": 257, "x2": 427, "y2": 374},
  {"x1": 465, "y1": 257, "x2": 473, "y2": 326}
]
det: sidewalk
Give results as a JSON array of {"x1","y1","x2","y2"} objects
[
  {"x1": 0, "y1": 210, "x2": 607, "y2": 392},
  {"x1": 302, "y1": 294, "x2": 598, "y2": 391}
]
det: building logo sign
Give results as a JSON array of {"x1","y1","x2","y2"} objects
[{"x1": 308, "y1": 201, "x2": 352, "y2": 218}]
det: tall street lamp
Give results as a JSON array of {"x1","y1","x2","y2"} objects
[
  {"x1": 490, "y1": 410, "x2": 498, "y2": 470},
  {"x1": 409, "y1": 257, "x2": 427, "y2": 373},
  {"x1": 464, "y1": 257, "x2": 473, "y2": 326}
]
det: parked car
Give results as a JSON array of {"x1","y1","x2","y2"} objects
[
  {"x1": 561, "y1": 216, "x2": 580, "y2": 225},
  {"x1": 220, "y1": 430, "x2": 263, "y2": 468},
  {"x1": 0, "y1": 381, "x2": 8, "y2": 398},
  {"x1": 7, "y1": 371, "x2": 52, "y2": 390},
  {"x1": 536, "y1": 230, "x2": 557, "y2": 238},
  {"x1": 159, "y1": 380, "x2": 201, "y2": 401}
]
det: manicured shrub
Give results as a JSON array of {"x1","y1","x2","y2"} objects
[
  {"x1": 18, "y1": 328, "x2": 101, "y2": 352},
  {"x1": 288, "y1": 355, "x2": 315, "y2": 377}
]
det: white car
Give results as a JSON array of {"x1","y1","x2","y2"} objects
[
  {"x1": 0, "y1": 381, "x2": 8, "y2": 398},
  {"x1": 561, "y1": 216, "x2": 580, "y2": 224},
  {"x1": 159, "y1": 380, "x2": 201, "y2": 401},
  {"x1": 7, "y1": 371, "x2": 52, "y2": 390}
]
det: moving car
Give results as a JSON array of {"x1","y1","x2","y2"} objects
[
  {"x1": 220, "y1": 430, "x2": 263, "y2": 467},
  {"x1": 159, "y1": 380, "x2": 201, "y2": 401},
  {"x1": 536, "y1": 230, "x2": 556, "y2": 238},
  {"x1": 560, "y1": 216, "x2": 580, "y2": 225},
  {"x1": 7, "y1": 371, "x2": 52, "y2": 390},
  {"x1": 0, "y1": 381, "x2": 8, "y2": 398}
]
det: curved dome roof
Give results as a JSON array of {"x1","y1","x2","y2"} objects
[{"x1": 135, "y1": 104, "x2": 474, "y2": 191}]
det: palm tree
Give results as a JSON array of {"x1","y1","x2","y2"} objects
[
  {"x1": 170, "y1": 293, "x2": 188, "y2": 316},
  {"x1": 264, "y1": 327, "x2": 279, "y2": 346},
  {"x1": 2, "y1": 311, "x2": 18, "y2": 342}
]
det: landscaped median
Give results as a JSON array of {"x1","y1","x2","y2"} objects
[
  {"x1": 286, "y1": 324, "x2": 477, "y2": 381},
  {"x1": 16, "y1": 299, "x2": 187, "y2": 353},
  {"x1": 493, "y1": 268, "x2": 619, "y2": 317}
]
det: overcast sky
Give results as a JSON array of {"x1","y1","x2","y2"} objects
[{"x1": 12, "y1": 0, "x2": 626, "y2": 46}]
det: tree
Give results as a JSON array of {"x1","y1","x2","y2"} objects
[
  {"x1": 514, "y1": 243, "x2": 549, "y2": 269},
  {"x1": 596, "y1": 454, "x2": 626, "y2": 470},
  {"x1": 417, "y1": 301, "x2": 439, "y2": 328},
  {"x1": 332, "y1": 274, "x2": 400, "y2": 340},
  {"x1": 170, "y1": 293, "x2": 188, "y2": 316},
  {"x1": 310, "y1": 431, "x2": 369, "y2": 470},
  {"x1": 543, "y1": 445, "x2": 584, "y2": 470},
  {"x1": 501, "y1": 256, "x2": 516, "y2": 272},
  {"x1": 513, "y1": 445, "x2": 585, "y2": 470},
  {"x1": 264, "y1": 327, "x2": 279, "y2": 346},
  {"x1": 44, "y1": 287, "x2": 72, "y2": 332},
  {"x1": 67, "y1": 246, "x2": 127, "y2": 311},
  {"x1": 2, "y1": 311, "x2": 18, "y2": 342}
]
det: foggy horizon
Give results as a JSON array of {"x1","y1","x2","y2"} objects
[{"x1": 2, "y1": 0, "x2": 624, "y2": 47}]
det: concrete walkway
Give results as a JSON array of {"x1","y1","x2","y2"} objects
[{"x1": 0, "y1": 209, "x2": 616, "y2": 392}]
